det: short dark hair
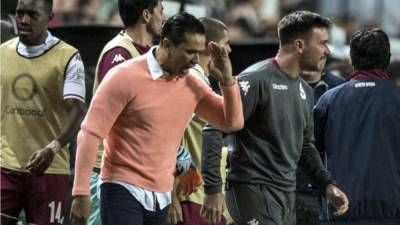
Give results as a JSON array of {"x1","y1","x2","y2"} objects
[
  {"x1": 118, "y1": 0, "x2": 159, "y2": 28},
  {"x1": 42, "y1": 0, "x2": 53, "y2": 14},
  {"x1": 160, "y1": 12, "x2": 205, "y2": 46},
  {"x1": 350, "y1": 28, "x2": 391, "y2": 70},
  {"x1": 198, "y1": 17, "x2": 228, "y2": 44},
  {"x1": 27, "y1": 0, "x2": 52, "y2": 15},
  {"x1": 278, "y1": 11, "x2": 331, "y2": 45},
  {"x1": 387, "y1": 60, "x2": 400, "y2": 81}
]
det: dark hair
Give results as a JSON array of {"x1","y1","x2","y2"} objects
[
  {"x1": 26, "y1": 0, "x2": 52, "y2": 15},
  {"x1": 350, "y1": 28, "x2": 390, "y2": 70},
  {"x1": 42, "y1": 0, "x2": 53, "y2": 15},
  {"x1": 387, "y1": 60, "x2": 400, "y2": 81},
  {"x1": 118, "y1": 0, "x2": 159, "y2": 28},
  {"x1": 160, "y1": 12, "x2": 205, "y2": 46},
  {"x1": 326, "y1": 59, "x2": 353, "y2": 80},
  {"x1": 278, "y1": 11, "x2": 331, "y2": 45},
  {"x1": 198, "y1": 17, "x2": 228, "y2": 44}
]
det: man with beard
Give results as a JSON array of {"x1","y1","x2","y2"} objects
[
  {"x1": 87, "y1": 1, "x2": 165, "y2": 224},
  {"x1": 88, "y1": 1, "x2": 200, "y2": 224},
  {"x1": 167, "y1": 17, "x2": 233, "y2": 225},
  {"x1": 201, "y1": 11, "x2": 349, "y2": 225}
]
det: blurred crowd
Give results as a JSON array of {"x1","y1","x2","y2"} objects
[
  {"x1": 51, "y1": 0, "x2": 400, "y2": 42},
  {"x1": 3, "y1": 0, "x2": 400, "y2": 39},
  {"x1": 2, "y1": 0, "x2": 400, "y2": 80},
  {"x1": 1, "y1": 1, "x2": 400, "y2": 225}
]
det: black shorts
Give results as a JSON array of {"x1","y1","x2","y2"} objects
[{"x1": 225, "y1": 182, "x2": 296, "y2": 225}]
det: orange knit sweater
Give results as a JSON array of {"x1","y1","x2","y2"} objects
[{"x1": 73, "y1": 54, "x2": 243, "y2": 195}]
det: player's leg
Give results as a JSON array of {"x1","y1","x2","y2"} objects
[
  {"x1": 0, "y1": 168, "x2": 25, "y2": 225},
  {"x1": 282, "y1": 190, "x2": 296, "y2": 225},
  {"x1": 25, "y1": 173, "x2": 69, "y2": 225},
  {"x1": 143, "y1": 202, "x2": 169, "y2": 225},
  {"x1": 225, "y1": 182, "x2": 285, "y2": 225}
]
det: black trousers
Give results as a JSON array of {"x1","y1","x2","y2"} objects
[
  {"x1": 100, "y1": 182, "x2": 169, "y2": 225},
  {"x1": 225, "y1": 182, "x2": 296, "y2": 225}
]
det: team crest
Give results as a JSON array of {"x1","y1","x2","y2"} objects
[
  {"x1": 239, "y1": 80, "x2": 250, "y2": 96},
  {"x1": 12, "y1": 73, "x2": 38, "y2": 101}
]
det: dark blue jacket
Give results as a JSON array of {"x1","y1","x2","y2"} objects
[
  {"x1": 313, "y1": 72, "x2": 346, "y2": 103},
  {"x1": 314, "y1": 79, "x2": 400, "y2": 220},
  {"x1": 296, "y1": 72, "x2": 345, "y2": 192}
]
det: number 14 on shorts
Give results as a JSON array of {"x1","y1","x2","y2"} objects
[{"x1": 48, "y1": 201, "x2": 64, "y2": 224}]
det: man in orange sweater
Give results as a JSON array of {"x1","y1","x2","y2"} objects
[{"x1": 70, "y1": 12, "x2": 243, "y2": 225}]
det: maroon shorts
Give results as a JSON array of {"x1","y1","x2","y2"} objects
[
  {"x1": 0, "y1": 167, "x2": 69, "y2": 225},
  {"x1": 179, "y1": 201, "x2": 226, "y2": 225}
]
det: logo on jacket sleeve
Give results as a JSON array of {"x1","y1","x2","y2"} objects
[
  {"x1": 111, "y1": 54, "x2": 126, "y2": 64},
  {"x1": 299, "y1": 83, "x2": 306, "y2": 100},
  {"x1": 239, "y1": 80, "x2": 251, "y2": 96}
]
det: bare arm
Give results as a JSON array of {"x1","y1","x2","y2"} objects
[
  {"x1": 70, "y1": 129, "x2": 102, "y2": 225},
  {"x1": 58, "y1": 99, "x2": 85, "y2": 145},
  {"x1": 26, "y1": 51, "x2": 86, "y2": 174},
  {"x1": 25, "y1": 99, "x2": 85, "y2": 174}
]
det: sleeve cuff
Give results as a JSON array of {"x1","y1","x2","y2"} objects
[
  {"x1": 204, "y1": 185, "x2": 223, "y2": 195},
  {"x1": 72, "y1": 187, "x2": 90, "y2": 196},
  {"x1": 219, "y1": 77, "x2": 237, "y2": 88}
]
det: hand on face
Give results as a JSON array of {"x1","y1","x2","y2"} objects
[{"x1": 208, "y1": 41, "x2": 234, "y2": 86}]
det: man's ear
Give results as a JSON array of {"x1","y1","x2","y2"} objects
[
  {"x1": 161, "y1": 38, "x2": 172, "y2": 49},
  {"x1": 202, "y1": 46, "x2": 211, "y2": 56},
  {"x1": 294, "y1": 38, "x2": 305, "y2": 54},
  {"x1": 142, "y1": 9, "x2": 151, "y2": 23}
]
